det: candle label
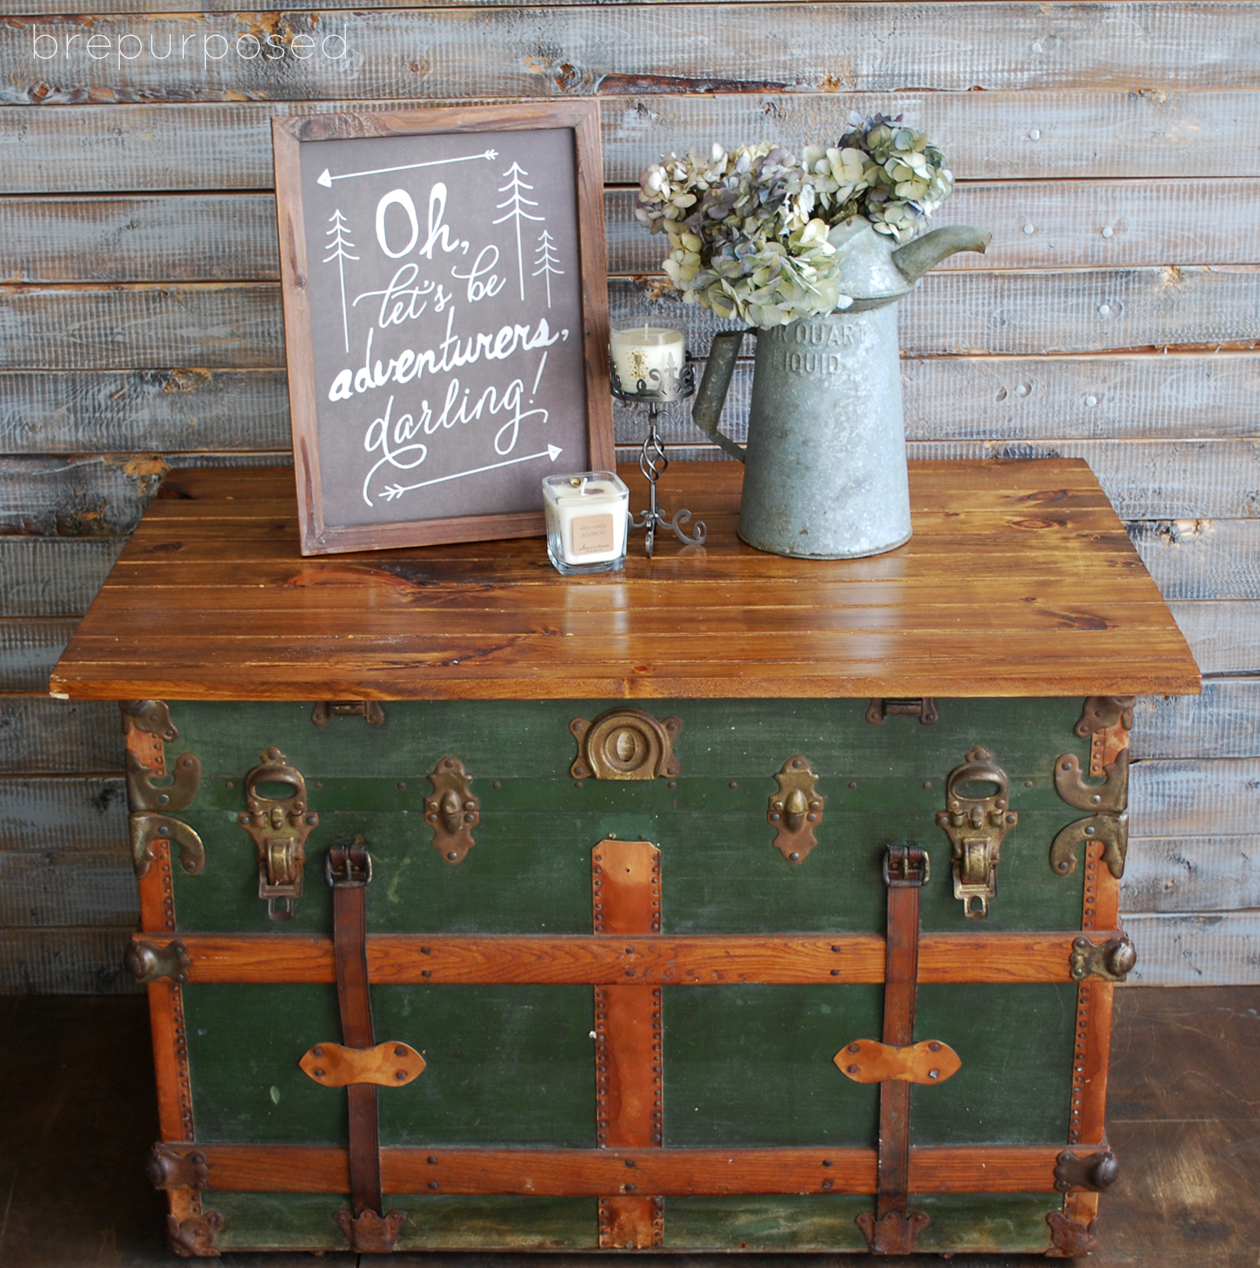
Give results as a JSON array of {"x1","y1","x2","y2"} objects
[{"x1": 571, "y1": 512, "x2": 616, "y2": 556}]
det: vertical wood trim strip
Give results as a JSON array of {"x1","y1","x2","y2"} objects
[
  {"x1": 149, "y1": 979, "x2": 195, "y2": 1144},
  {"x1": 592, "y1": 839, "x2": 664, "y2": 1250}
]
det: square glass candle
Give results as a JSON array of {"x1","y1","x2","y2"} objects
[{"x1": 542, "y1": 472, "x2": 630, "y2": 575}]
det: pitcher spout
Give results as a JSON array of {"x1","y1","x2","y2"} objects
[{"x1": 891, "y1": 224, "x2": 992, "y2": 285}]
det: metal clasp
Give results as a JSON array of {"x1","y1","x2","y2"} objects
[
  {"x1": 238, "y1": 747, "x2": 319, "y2": 922},
  {"x1": 883, "y1": 843, "x2": 930, "y2": 887},
  {"x1": 325, "y1": 845, "x2": 373, "y2": 888},
  {"x1": 935, "y1": 747, "x2": 1018, "y2": 919}
]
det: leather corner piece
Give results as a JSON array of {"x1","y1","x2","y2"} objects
[
  {"x1": 333, "y1": 1208, "x2": 407, "y2": 1253},
  {"x1": 300, "y1": 1040, "x2": 426, "y2": 1088},
  {"x1": 148, "y1": 1144, "x2": 208, "y2": 1191},
  {"x1": 167, "y1": 1211, "x2": 223, "y2": 1258},
  {"x1": 855, "y1": 1208, "x2": 929, "y2": 1255},
  {"x1": 599, "y1": 1195, "x2": 664, "y2": 1250},
  {"x1": 835, "y1": 1038, "x2": 960, "y2": 1086},
  {"x1": 1045, "y1": 1208, "x2": 1099, "y2": 1257}
]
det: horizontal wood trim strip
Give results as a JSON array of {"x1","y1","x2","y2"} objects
[
  {"x1": 165, "y1": 1142, "x2": 1069, "y2": 1196},
  {"x1": 5, "y1": 93, "x2": 1256, "y2": 194},
  {"x1": 164, "y1": 931, "x2": 1092, "y2": 985},
  {"x1": 4, "y1": 269, "x2": 1259, "y2": 370},
  {"x1": 4, "y1": 353, "x2": 1259, "y2": 459},
  {"x1": 10, "y1": 180, "x2": 1260, "y2": 285},
  {"x1": 6, "y1": 7, "x2": 1256, "y2": 104}
]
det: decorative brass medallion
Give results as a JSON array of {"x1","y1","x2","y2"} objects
[
  {"x1": 238, "y1": 747, "x2": 319, "y2": 921},
  {"x1": 767, "y1": 756, "x2": 825, "y2": 862},
  {"x1": 935, "y1": 747, "x2": 1018, "y2": 919},
  {"x1": 1069, "y1": 933, "x2": 1137, "y2": 983},
  {"x1": 124, "y1": 938, "x2": 191, "y2": 985},
  {"x1": 1050, "y1": 749, "x2": 1129, "y2": 879},
  {"x1": 570, "y1": 708, "x2": 681, "y2": 780},
  {"x1": 425, "y1": 757, "x2": 479, "y2": 864},
  {"x1": 311, "y1": 700, "x2": 386, "y2": 726}
]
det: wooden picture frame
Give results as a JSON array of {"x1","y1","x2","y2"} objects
[{"x1": 273, "y1": 102, "x2": 614, "y2": 556}]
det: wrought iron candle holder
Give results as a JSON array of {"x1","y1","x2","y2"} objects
[{"x1": 609, "y1": 351, "x2": 707, "y2": 559}]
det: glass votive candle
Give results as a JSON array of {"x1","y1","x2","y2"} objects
[
  {"x1": 610, "y1": 317, "x2": 687, "y2": 399},
  {"x1": 542, "y1": 472, "x2": 630, "y2": 575}
]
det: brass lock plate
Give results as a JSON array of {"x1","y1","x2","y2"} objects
[
  {"x1": 570, "y1": 708, "x2": 681, "y2": 780},
  {"x1": 425, "y1": 757, "x2": 479, "y2": 864},
  {"x1": 935, "y1": 747, "x2": 1018, "y2": 919},
  {"x1": 767, "y1": 756, "x2": 824, "y2": 862},
  {"x1": 238, "y1": 747, "x2": 319, "y2": 922}
]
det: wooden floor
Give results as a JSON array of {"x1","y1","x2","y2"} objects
[{"x1": 1, "y1": 988, "x2": 1257, "y2": 1266}]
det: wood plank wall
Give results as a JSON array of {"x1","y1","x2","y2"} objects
[{"x1": 1, "y1": 3, "x2": 1257, "y2": 991}]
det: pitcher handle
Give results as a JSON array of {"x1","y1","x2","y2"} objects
[{"x1": 692, "y1": 329, "x2": 752, "y2": 463}]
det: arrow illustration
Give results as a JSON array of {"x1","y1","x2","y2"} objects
[
  {"x1": 380, "y1": 445, "x2": 563, "y2": 501},
  {"x1": 317, "y1": 150, "x2": 498, "y2": 187}
]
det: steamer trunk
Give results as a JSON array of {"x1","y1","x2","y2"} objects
[{"x1": 51, "y1": 459, "x2": 1200, "y2": 1257}]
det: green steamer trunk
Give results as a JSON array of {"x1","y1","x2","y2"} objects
[{"x1": 125, "y1": 695, "x2": 1128, "y2": 1256}]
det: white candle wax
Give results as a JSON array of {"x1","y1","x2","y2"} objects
[
  {"x1": 611, "y1": 324, "x2": 686, "y2": 394},
  {"x1": 543, "y1": 472, "x2": 630, "y2": 571}
]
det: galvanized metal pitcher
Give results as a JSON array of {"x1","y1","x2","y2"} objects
[{"x1": 692, "y1": 222, "x2": 991, "y2": 558}]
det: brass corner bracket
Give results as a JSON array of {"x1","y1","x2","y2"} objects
[
  {"x1": 167, "y1": 1210, "x2": 223, "y2": 1258},
  {"x1": 122, "y1": 700, "x2": 178, "y2": 743},
  {"x1": 131, "y1": 813, "x2": 205, "y2": 880},
  {"x1": 425, "y1": 757, "x2": 479, "y2": 864},
  {"x1": 334, "y1": 1209, "x2": 407, "y2": 1254},
  {"x1": 570, "y1": 708, "x2": 681, "y2": 780},
  {"x1": 1075, "y1": 696, "x2": 1135, "y2": 777},
  {"x1": 148, "y1": 1144, "x2": 209, "y2": 1191},
  {"x1": 767, "y1": 756, "x2": 824, "y2": 862},
  {"x1": 1055, "y1": 1148, "x2": 1120, "y2": 1193},
  {"x1": 1051, "y1": 749, "x2": 1129, "y2": 879}
]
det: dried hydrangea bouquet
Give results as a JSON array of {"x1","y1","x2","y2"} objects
[{"x1": 633, "y1": 115, "x2": 990, "y2": 559}]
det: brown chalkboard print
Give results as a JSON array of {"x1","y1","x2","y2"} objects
[{"x1": 273, "y1": 102, "x2": 613, "y2": 555}]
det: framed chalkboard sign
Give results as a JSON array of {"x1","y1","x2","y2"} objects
[{"x1": 273, "y1": 102, "x2": 614, "y2": 555}]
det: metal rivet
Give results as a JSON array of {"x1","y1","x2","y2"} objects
[
  {"x1": 822, "y1": 1159, "x2": 832, "y2": 1167},
  {"x1": 428, "y1": 1180, "x2": 439, "y2": 1189},
  {"x1": 848, "y1": 781, "x2": 857, "y2": 789},
  {"x1": 1101, "y1": 226, "x2": 1113, "y2": 238},
  {"x1": 395, "y1": 1045, "x2": 407, "y2": 1057},
  {"x1": 312, "y1": 1046, "x2": 324, "y2": 1057},
  {"x1": 929, "y1": 1042, "x2": 941, "y2": 1052},
  {"x1": 396, "y1": 781, "x2": 406, "y2": 790},
  {"x1": 790, "y1": 852, "x2": 801, "y2": 862},
  {"x1": 395, "y1": 1070, "x2": 407, "y2": 1081},
  {"x1": 847, "y1": 1064, "x2": 859, "y2": 1074},
  {"x1": 830, "y1": 967, "x2": 840, "y2": 976},
  {"x1": 1023, "y1": 223, "x2": 1035, "y2": 235},
  {"x1": 313, "y1": 1068, "x2": 325, "y2": 1078},
  {"x1": 1099, "y1": 303, "x2": 1112, "y2": 316},
  {"x1": 729, "y1": 780, "x2": 738, "y2": 789},
  {"x1": 929, "y1": 1069, "x2": 940, "y2": 1079},
  {"x1": 667, "y1": 780, "x2": 676, "y2": 789},
  {"x1": 428, "y1": 1156, "x2": 438, "y2": 1164},
  {"x1": 422, "y1": 970, "x2": 432, "y2": 978},
  {"x1": 1028, "y1": 129, "x2": 1041, "y2": 140},
  {"x1": 447, "y1": 851, "x2": 458, "y2": 860},
  {"x1": 1086, "y1": 395, "x2": 1099, "y2": 407},
  {"x1": 849, "y1": 1044, "x2": 860, "y2": 1053}
]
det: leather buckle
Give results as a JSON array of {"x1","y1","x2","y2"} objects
[{"x1": 326, "y1": 846, "x2": 373, "y2": 888}]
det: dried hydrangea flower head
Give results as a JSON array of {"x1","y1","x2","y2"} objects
[{"x1": 636, "y1": 116, "x2": 953, "y2": 328}]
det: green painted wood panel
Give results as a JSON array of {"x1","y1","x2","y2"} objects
[{"x1": 183, "y1": 984, "x2": 594, "y2": 1147}]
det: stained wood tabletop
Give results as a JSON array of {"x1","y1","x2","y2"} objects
[{"x1": 50, "y1": 459, "x2": 1200, "y2": 701}]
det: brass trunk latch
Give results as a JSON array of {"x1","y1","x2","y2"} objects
[
  {"x1": 1051, "y1": 749, "x2": 1129, "y2": 879},
  {"x1": 312, "y1": 700, "x2": 386, "y2": 726},
  {"x1": 238, "y1": 747, "x2": 319, "y2": 922},
  {"x1": 935, "y1": 747, "x2": 1017, "y2": 919},
  {"x1": 767, "y1": 756, "x2": 824, "y2": 862},
  {"x1": 570, "y1": 708, "x2": 681, "y2": 780},
  {"x1": 425, "y1": 757, "x2": 479, "y2": 864},
  {"x1": 865, "y1": 698, "x2": 939, "y2": 725}
]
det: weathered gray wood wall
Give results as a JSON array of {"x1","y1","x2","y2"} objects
[{"x1": 1, "y1": 3, "x2": 1256, "y2": 990}]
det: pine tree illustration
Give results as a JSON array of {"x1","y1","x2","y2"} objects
[
  {"x1": 493, "y1": 163, "x2": 544, "y2": 301},
  {"x1": 532, "y1": 229, "x2": 564, "y2": 308},
  {"x1": 323, "y1": 210, "x2": 359, "y2": 353}
]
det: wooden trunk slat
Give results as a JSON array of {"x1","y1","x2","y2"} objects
[
  {"x1": 1129, "y1": 518, "x2": 1260, "y2": 601},
  {"x1": 8, "y1": 7, "x2": 1259, "y2": 106},
  {"x1": 9, "y1": 181, "x2": 1260, "y2": 286},
  {"x1": 0, "y1": 698, "x2": 124, "y2": 776},
  {"x1": 162, "y1": 931, "x2": 1091, "y2": 986},
  {"x1": 1123, "y1": 835, "x2": 1260, "y2": 915},
  {"x1": 152, "y1": 1142, "x2": 1071, "y2": 1196},
  {"x1": 4, "y1": 93, "x2": 1257, "y2": 194},
  {"x1": 5, "y1": 269, "x2": 1260, "y2": 371}
]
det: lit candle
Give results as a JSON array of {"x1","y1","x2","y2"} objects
[
  {"x1": 610, "y1": 319, "x2": 687, "y2": 397},
  {"x1": 542, "y1": 472, "x2": 630, "y2": 574}
]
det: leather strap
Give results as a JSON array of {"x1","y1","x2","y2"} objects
[
  {"x1": 858, "y1": 845, "x2": 930, "y2": 1254},
  {"x1": 327, "y1": 844, "x2": 381, "y2": 1218}
]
